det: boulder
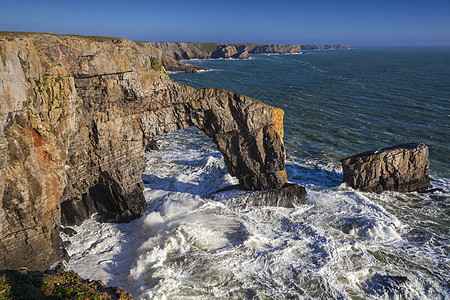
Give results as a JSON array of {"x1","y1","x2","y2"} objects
[
  {"x1": 244, "y1": 183, "x2": 306, "y2": 207},
  {"x1": 216, "y1": 183, "x2": 306, "y2": 208},
  {"x1": 341, "y1": 142, "x2": 431, "y2": 193}
]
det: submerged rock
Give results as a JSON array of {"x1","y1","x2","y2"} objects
[
  {"x1": 363, "y1": 273, "x2": 410, "y2": 298},
  {"x1": 341, "y1": 142, "x2": 431, "y2": 193},
  {"x1": 61, "y1": 227, "x2": 77, "y2": 237}
]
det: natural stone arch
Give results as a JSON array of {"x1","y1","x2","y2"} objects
[
  {"x1": 60, "y1": 82, "x2": 288, "y2": 227},
  {"x1": 140, "y1": 87, "x2": 288, "y2": 191},
  {"x1": 0, "y1": 34, "x2": 289, "y2": 270}
]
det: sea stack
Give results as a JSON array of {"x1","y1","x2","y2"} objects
[{"x1": 341, "y1": 142, "x2": 431, "y2": 193}]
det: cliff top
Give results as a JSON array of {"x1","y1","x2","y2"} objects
[{"x1": 0, "y1": 31, "x2": 127, "y2": 43}]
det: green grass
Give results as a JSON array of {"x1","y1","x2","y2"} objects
[
  {"x1": 0, "y1": 31, "x2": 124, "y2": 43},
  {"x1": 0, "y1": 269, "x2": 125, "y2": 300},
  {"x1": 150, "y1": 57, "x2": 167, "y2": 74},
  {"x1": 189, "y1": 42, "x2": 223, "y2": 52}
]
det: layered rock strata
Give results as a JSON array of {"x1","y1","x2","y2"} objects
[
  {"x1": 0, "y1": 32, "x2": 289, "y2": 270},
  {"x1": 341, "y1": 142, "x2": 431, "y2": 193},
  {"x1": 213, "y1": 183, "x2": 306, "y2": 208}
]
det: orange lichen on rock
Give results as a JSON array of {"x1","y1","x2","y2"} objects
[
  {"x1": 31, "y1": 129, "x2": 43, "y2": 147},
  {"x1": 272, "y1": 107, "x2": 284, "y2": 139}
]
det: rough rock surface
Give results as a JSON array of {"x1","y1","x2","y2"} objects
[
  {"x1": 145, "y1": 42, "x2": 350, "y2": 72},
  {"x1": 341, "y1": 142, "x2": 431, "y2": 193},
  {"x1": 242, "y1": 183, "x2": 307, "y2": 207},
  {"x1": 0, "y1": 32, "x2": 289, "y2": 270},
  {"x1": 248, "y1": 44, "x2": 301, "y2": 54},
  {"x1": 213, "y1": 183, "x2": 306, "y2": 208},
  {"x1": 137, "y1": 42, "x2": 209, "y2": 73}
]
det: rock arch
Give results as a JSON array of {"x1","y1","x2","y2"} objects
[
  {"x1": 61, "y1": 82, "x2": 288, "y2": 226},
  {"x1": 0, "y1": 34, "x2": 288, "y2": 270}
]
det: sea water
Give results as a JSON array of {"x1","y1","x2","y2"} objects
[{"x1": 63, "y1": 47, "x2": 449, "y2": 299}]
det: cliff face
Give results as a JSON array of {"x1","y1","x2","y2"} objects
[
  {"x1": 300, "y1": 44, "x2": 351, "y2": 50},
  {"x1": 145, "y1": 42, "x2": 351, "y2": 72},
  {"x1": 0, "y1": 33, "x2": 288, "y2": 270}
]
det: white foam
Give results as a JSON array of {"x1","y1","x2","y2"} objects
[{"x1": 63, "y1": 127, "x2": 449, "y2": 299}]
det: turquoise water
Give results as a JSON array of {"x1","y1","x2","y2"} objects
[{"x1": 171, "y1": 47, "x2": 450, "y2": 178}]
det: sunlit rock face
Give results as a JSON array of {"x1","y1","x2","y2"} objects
[
  {"x1": 0, "y1": 32, "x2": 288, "y2": 270},
  {"x1": 341, "y1": 142, "x2": 431, "y2": 193}
]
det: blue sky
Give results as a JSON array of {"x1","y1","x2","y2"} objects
[{"x1": 1, "y1": 0, "x2": 449, "y2": 45}]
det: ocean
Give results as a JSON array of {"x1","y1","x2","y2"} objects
[{"x1": 63, "y1": 47, "x2": 450, "y2": 299}]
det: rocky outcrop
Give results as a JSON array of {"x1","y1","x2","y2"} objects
[
  {"x1": 341, "y1": 142, "x2": 431, "y2": 193},
  {"x1": 248, "y1": 44, "x2": 302, "y2": 54},
  {"x1": 144, "y1": 42, "x2": 212, "y2": 60},
  {"x1": 144, "y1": 42, "x2": 350, "y2": 72},
  {"x1": 241, "y1": 183, "x2": 306, "y2": 207},
  {"x1": 136, "y1": 42, "x2": 209, "y2": 73},
  {"x1": 0, "y1": 32, "x2": 290, "y2": 270},
  {"x1": 144, "y1": 42, "x2": 351, "y2": 73}
]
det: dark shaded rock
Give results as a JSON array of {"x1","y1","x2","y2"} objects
[
  {"x1": 363, "y1": 273, "x2": 409, "y2": 298},
  {"x1": 341, "y1": 142, "x2": 431, "y2": 193},
  {"x1": 145, "y1": 138, "x2": 159, "y2": 151},
  {"x1": 61, "y1": 227, "x2": 77, "y2": 237},
  {"x1": 61, "y1": 248, "x2": 70, "y2": 263},
  {"x1": 211, "y1": 45, "x2": 239, "y2": 58},
  {"x1": 232, "y1": 50, "x2": 249, "y2": 59},
  {"x1": 244, "y1": 183, "x2": 306, "y2": 207},
  {"x1": 50, "y1": 261, "x2": 68, "y2": 273},
  {"x1": 217, "y1": 183, "x2": 306, "y2": 208}
]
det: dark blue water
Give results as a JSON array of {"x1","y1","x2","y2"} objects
[{"x1": 171, "y1": 47, "x2": 450, "y2": 178}]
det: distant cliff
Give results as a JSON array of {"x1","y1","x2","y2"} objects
[
  {"x1": 144, "y1": 42, "x2": 351, "y2": 72},
  {"x1": 300, "y1": 44, "x2": 352, "y2": 50},
  {"x1": 0, "y1": 32, "x2": 289, "y2": 270}
]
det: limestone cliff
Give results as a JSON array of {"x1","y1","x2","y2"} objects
[
  {"x1": 144, "y1": 42, "x2": 351, "y2": 72},
  {"x1": 300, "y1": 44, "x2": 352, "y2": 50},
  {"x1": 0, "y1": 32, "x2": 288, "y2": 270}
]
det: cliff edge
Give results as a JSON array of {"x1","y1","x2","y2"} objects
[{"x1": 0, "y1": 32, "x2": 288, "y2": 270}]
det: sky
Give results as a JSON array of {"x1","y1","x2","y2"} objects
[{"x1": 1, "y1": 0, "x2": 449, "y2": 45}]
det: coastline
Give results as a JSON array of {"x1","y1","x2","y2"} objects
[{"x1": 143, "y1": 42, "x2": 351, "y2": 73}]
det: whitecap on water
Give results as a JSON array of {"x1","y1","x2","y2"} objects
[{"x1": 63, "y1": 127, "x2": 449, "y2": 299}]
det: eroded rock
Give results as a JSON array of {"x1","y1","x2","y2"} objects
[
  {"x1": 0, "y1": 32, "x2": 289, "y2": 270},
  {"x1": 341, "y1": 142, "x2": 431, "y2": 193},
  {"x1": 215, "y1": 183, "x2": 306, "y2": 208}
]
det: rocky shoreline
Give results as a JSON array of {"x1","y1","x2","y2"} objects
[
  {"x1": 141, "y1": 42, "x2": 351, "y2": 73},
  {"x1": 1, "y1": 32, "x2": 435, "y2": 299}
]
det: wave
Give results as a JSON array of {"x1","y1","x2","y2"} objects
[{"x1": 62, "y1": 127, "x2": 449, "y2": 299}]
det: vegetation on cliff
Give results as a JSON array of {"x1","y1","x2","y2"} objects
[{"x1": 0, "y1": 269, "x2": 132, "y2": 299}]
